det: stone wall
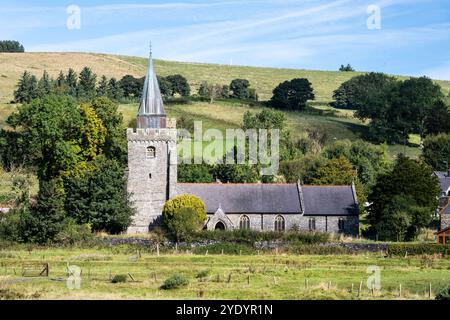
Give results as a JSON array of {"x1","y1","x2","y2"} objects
[{"x1": 103, "y1": 237, "x2": 387, "y2": 253}]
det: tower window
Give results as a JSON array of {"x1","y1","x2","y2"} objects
[
  {"x1": 149, "y1": 173, "x2": 152, "y2": 179},
  {"x1": 146, "y1": 146, "x2": 156, "y2": 158}
]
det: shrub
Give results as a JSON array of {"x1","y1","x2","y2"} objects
[
  {"x1": 435, "y1": 284, "x2": 450, "y2": 300},
  {"x1": 196, "y1": 269, "x2": 211, "y2": 279},
  {"x1": 160, "y1": 274, "x2": 189, "y2": 290},
  {"x1": 111, "y1": 274, "x2": 127, "y2": 283},
  {"x1": 190, "y1": 229, "x2": 329, "y2": 245},
  {"x1": 388, "y1": 243, "x2": 450, "y2": 256},
  {"x1": 193, "y1": 243, "x2": 254, "y2": 255},
  {"x1": 54, "y1": 219, "x2": 93, "y2": 245},
  {"x1": 162, "y1": 195, "x2": 207, "y2": 241}
]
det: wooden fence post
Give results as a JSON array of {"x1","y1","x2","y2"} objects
[
  {"x1": 429, "y1": 283, "x2": 432, "y2": 299},
  {"x1": 399, "y1": 284, "x2": 402, "y2": 298},
  {"x1": 247, "y1": 275, "x2": 250, "y2": 285},
  {"x1": 358, "y1": 281, "x2": 362, "y2": 297},
  {"x1": 156, "y1": 243, "x2": 160, "y2": 256}
]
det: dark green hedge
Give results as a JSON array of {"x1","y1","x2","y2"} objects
[
  {"x1": 388, "y1": 243, "x2": 450, "y2": 256},
  {"x1": 190, "y1": 229, "x2": 329, "y2": 245}
]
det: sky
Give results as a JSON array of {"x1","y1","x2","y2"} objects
[{"x1": 1, "y1": 0, "x2": 450, "y2": 79}]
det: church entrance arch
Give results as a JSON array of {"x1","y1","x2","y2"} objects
[{"x1": 215, "y1": 221, "x2": 226, "y2": 230}]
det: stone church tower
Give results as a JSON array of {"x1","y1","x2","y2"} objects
[{"x1": 126, "y1": 49, "x2": 177, "y2": 234}]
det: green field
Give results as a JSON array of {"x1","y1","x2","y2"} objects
[{"x1": 0, "y1": 247, "x2": 449, "y2": 300}]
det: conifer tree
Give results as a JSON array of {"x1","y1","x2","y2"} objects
[
  {"x1": 65, "y1": 68, "x2": 78, "y2": 97},
  {"x1": 77, "y1": 67, "x2": 97, "y2": 101},
  {"x1": 97, "y1": 75, "x2": 108, "y2": 97}
]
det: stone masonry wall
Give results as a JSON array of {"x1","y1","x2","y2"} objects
[{"x1": 127, "y1": 126, "x2": 177, "y2": 234}]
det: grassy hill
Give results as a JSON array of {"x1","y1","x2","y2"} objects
[
  {"x1": 1, "y1": 52, "x2": 449, "y2": 159},
  {"x1": 1, "y1": 52, "x2": 449, "y2": 104}
]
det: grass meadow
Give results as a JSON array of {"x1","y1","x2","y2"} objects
[{"x1": 0, "y1": 247, "x2": 449, "y2": 300}]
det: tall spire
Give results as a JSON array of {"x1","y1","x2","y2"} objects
[{"x1": 137, "y1": 43, "x2": 166, "y2": 128}]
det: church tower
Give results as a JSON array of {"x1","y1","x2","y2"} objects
[{"x1": 126, "y1": 47, "x2": 177, "y2": 234}]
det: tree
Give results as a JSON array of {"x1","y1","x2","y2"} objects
[
  {"x1": 119, "y1": 75, "x2": 143, "y2": 98},
  {"x1": 54, "y1": 71, "x2": 67, "y2": 95},
  {"x1": 269, "y1": 78, "x2": 315, "y2": 111},
  {"x1": 90, "y1": 97, "x2": 127, "y2": 165},
  {"x1": 13, "y1": 71, "x2": 38, "y2": 103},
  {"x1": 6, "y1": 95, "x2": 84, "y2": 181},
  {"x1": 312, "y1": 156, "x2": 366, "y2": 212},
  {"x1": 178, "y1": 163, "x2": 214, "y2": 183},
  {"x1": 368, "y1": 155, "x2": 440, "y2": 240},
  {"x1": 323, "y1": 139, "x2": 390, "y2": 192},
  {"x1": 339, "y1": 64, "x2": 355, "y2": 72},
  {"x1": 77, "y1": 67, "x2": 97, "y2": 101},
  {"x1": 280, "y1": 154, "x2": 326, "y2": 183},
  {"x1": 332, "y1": 72, "x2": 396, "y2": 110},
  {"x1": 230, "y1": 79, "x2": 250, "y2": 99},
  {"x1": 64, "y1": 156, "x2": 133, "y2": 233},
  {"x1": 424, "y1": 100, "x2": 450, "y2": 135},
  {"x1": 166, "y1": 74, "x2": 190, "y2": 97},
  {"x1": 65, "y1": 68, "x2": 78, "y2": 97},
  {"x1": 19, "y1": 179, "x2": 66, "y2": 243},
  {"x1": 422, "y1": 133, "x2": 450, "y2": 171},
  {"x1": 0, "y1": 40, "x2": 24, "y2": 52},
  {"x1": 106, "y1": 77, "x2": 124, "y2": 101},
  {"x1": 162, "y1": 194, "x2": 207, "y2": 240},
  {"x1": 243, "y1": 109, "x2": 286, "y2": 131},
  {"x1": 97, "y1": 75, "x2": 108, "y2": 97},
  {"x1": 157, "y1": 76, "x2": 171, "y2": 97},
  {"x1": 37, "y1": 71, "x2": 52, "y2": 98},
  {"x1": 350, "y1": 75, "x2": 443, "y2": 143}
]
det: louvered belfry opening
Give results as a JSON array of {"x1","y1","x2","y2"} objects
[{"x1": 137, "y1": 47, "x2": 166, "y2": 129}]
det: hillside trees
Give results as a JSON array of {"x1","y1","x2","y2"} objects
[
  {"x1": 166, "y1": 74, "x2": 190, "y2": 97},
  {"x1": 2, "y1": 95, "x2": 132, "y2": 239},
  {"x1": 13, "y1": 71, "x2": 38, "y2": 103},
  {"x1": 424, "y1": 100, "x2": 450, "y2": 135},
  {"x1": 368, "y1": 155, "x2": 440, "y2": 240},
  {"x1": 421, "y1": 133, "x2": 450, "y2": 171},
  {"x1": 0, "y1": 40, "x2": 24, "y2": 52},
  {"x1": 269, "y1": 78, "x2": 315, "y2": 111},
  {"x1": 333, "y1": 73, "x2": 444, "y2": 143},
  {"x1": 332, "y1": 72, "x2": 396, "y2": 110},
  {"x1": 230, "y1": 79, "x2": 251, "y2": 99}
]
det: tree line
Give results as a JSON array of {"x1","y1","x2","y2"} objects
[
  {"x1": 332, "y1": 73, "x2": 450, "y2": 143},
  {"x1": 0, "y1": 96, "x2": 133, "y2": 243},
  {"x1": 0, "y1": 40, "x2": 24, "y2": 53}
]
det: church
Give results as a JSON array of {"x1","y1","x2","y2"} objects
[{"x1": 126, "y1": 52, "x2": 359, "y2": 235}]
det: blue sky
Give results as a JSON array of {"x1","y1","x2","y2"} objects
[{"x1": 1, "y1": 0, "x2": 450, "y2": 79}]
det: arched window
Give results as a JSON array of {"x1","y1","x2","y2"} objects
[
  {"x1": 239, "y1": 215, "x2": 250, "y2": 230},
  {"x1": 146, "y1": 146, "x2": 156, "y2": 158},
  {"x1": 274, "y1": 215, "x2": 285, "y2": 232}
]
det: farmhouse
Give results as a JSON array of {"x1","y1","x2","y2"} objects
[{"x1": 126, "y1": 52, "x2": 359, "y2": 235}]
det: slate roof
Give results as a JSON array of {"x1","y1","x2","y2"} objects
[
  {"x1": 434, "y1": 172, "x2": 450, "y2": 195},
  {"x1": 302, "y1": 186, "x2": 358, "y2": 216},
  {"x1": 176, "y1": 183, "x2": 358, "y2": 216},
  {"x1": 177, "y1": 183, "x2": 301, "y2": 214}
]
